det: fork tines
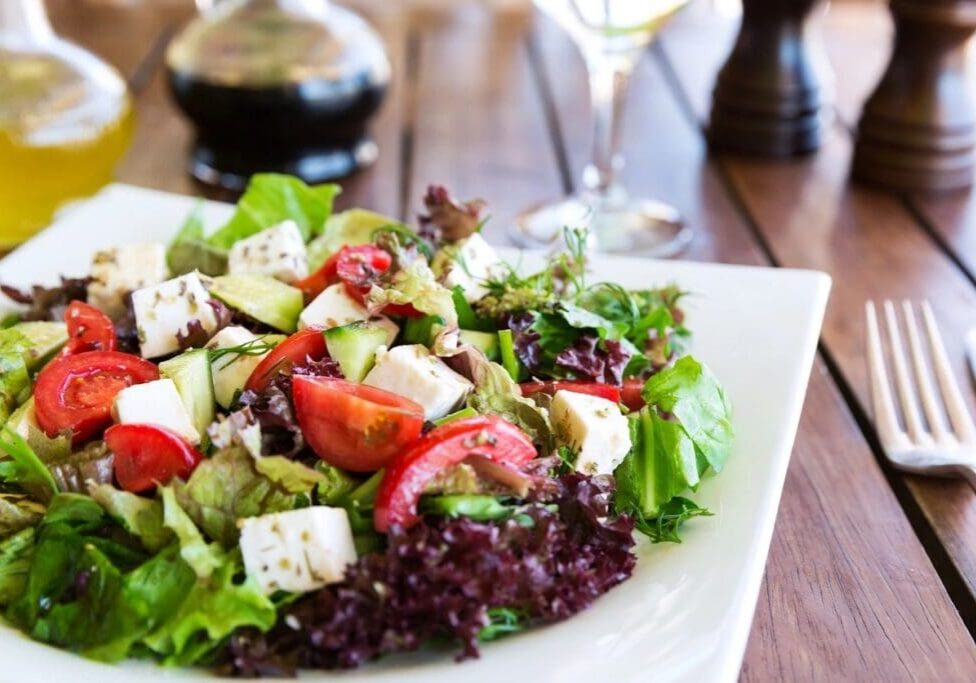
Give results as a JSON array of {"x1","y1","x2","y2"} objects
[{"x1": 865, "y1": 300, "x2": 976, "y2": 453}]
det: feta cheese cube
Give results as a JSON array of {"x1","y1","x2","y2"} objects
[
  {"x1": 88, "y1": 243, "x2": 169, "y2": 319},
  {"x1": 441, "y1": 234, "x2": 505, "y2": 303},
  {"x1": 227, "y1": 220, "x2": 309, "y2": 284},
  {"x1": 298, "y1": 284, "x2": 398, "y2": 344},
  {"x1": 363, "y1": 344, "x2": 472, "y2": 420},
  {"x1": 112, "y1": 378, "x2": 201, "y2": 445},
  {"x1": 550, "y1": 390, "x2": 631, "y2": 476},
  {"x1": 239, "y1": 506, "x2": 357, "y2": 595},
  {"x1": 207, "y1": 326, "x2": 271, "y2": 409},
  {"x1": 131, "y1": 272, "x2": 218, "y2": 359}
]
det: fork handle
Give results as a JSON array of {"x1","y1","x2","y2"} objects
[{"x1": 954, "y1": 464, "x2": 976, "y2": 491}]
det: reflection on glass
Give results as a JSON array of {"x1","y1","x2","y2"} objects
[
  {"x1": 514, "y1": 0, "x2": 692, "y2": 256},
  {"x1": 0, "y1": 0, "x2": 133, "y2": 246}
]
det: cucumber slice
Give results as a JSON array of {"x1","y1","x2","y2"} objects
[
  {"x1": 209, "y1": 274, "x2": 303, "y2": 333},
  {"x1": 5, "y1": 397, "x2": 37, "y2": 438},
  {"x1": 403, "y1": 315, "x2": 444, "y2": 346},
  {"x1": 159, "y1": 349, "x2": 215, "y2": 438},
  {"x1": 324, "y1": 321, "x2": 389, "y2": 382},
  {"x1": 0, "y1": 322, "x2": 67, "y2": 370},
  {"x1": 497, "y1": 329, "x2": 523, "y2": 382},
  {"x1": 459, "y1": 329, "x2": 499, "y2": 360}
]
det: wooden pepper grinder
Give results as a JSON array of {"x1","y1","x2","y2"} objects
[
  {"x1": 708, "y1": 0, "x2": 830, "y2": 157},
  {"x1": 853, "y1": 1, "x2": 976, "y2": 193}
]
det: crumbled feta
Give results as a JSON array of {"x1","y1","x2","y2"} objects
[
  {"x1": 239, "y1": 506, "x2": 357, "y2": 595},
  {"x1": 227, "y1": 220, "x2": 309, "y2": 284},
  {"x1": 363, "y1": 344, "x2": 472, "y2": 420},
  {"x1": 441, "y1": 233, "x2": 505, "y2": 303},
  {"x1": 206, "y1": 326, "x2": 271, "y2": 409},
  {"x1": 298, "y1": 283, "x2": 398, "y2": 344},
  {"x1": 550, "y1": 390, "x2": 631, "y2": 475},
  {"x1": 112, "y1": 378, "x2": 201, "y2": 445},
  {"x1": 88, "y1": 243, "x2": 169, "y2": 319},
  {"x1": 131, "y1": 272, "x2": 218, "y2": 359}
]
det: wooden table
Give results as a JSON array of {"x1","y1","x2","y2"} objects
[{"x1": 44, "y1": 0, "x2": 976, "y2": 678}]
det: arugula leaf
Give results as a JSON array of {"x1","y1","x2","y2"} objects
[
  {"x1": 207, "y1": 174, "x2": 340, "y2": 249},
  {"x1": 642, "y1": 356, "x2": 733, "y2": 473},
  {"x1": 0, "y1": 527, "x2": 34, "y2": 606},
  {"x1": 633, "y1": 497, "x2": 712, "y2": 543},
  {"x1": 88, "y1": 484, "x2": 172, "y2": 553},
  {"x1": 166, "y1": 203, "x2": 228, "y2": 276},
  {"x1": 0, "y1": 427, "x2": 58, "y2": 502},
  {"x1": 306, "y1": 208, "x2": 398, "y2": 271},
  {"x1": 614, "y1": 408, "x2": 699, "y2": 520}
]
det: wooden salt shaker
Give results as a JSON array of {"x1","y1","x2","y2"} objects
[
  {"x1": 708, "y1": 0, "x2": 830, "y2": 157},
  {"x1": 853, "y1": 0, "x2": 976, "y2": 193}
]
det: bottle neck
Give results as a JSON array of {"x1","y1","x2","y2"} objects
[{"x1": 0, "y1": 0, "x2": 54, "y2": 41}]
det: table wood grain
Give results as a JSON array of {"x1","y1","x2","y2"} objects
[{"x1": 43, "y1": 0, "x2": 976, "y2": 678}]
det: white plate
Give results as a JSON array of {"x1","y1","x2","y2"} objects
[{"x1": 0, "y1": 184, "x2": 830, "y2": 683}]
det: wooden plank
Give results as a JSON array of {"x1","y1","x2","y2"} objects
[
  {"x1": 661, "y1": 0, "x2": 976, "y2": 640},
  {"x1": 407, "y1": 4, "x2": 564, "y2": 243},
  {"x1": 531, "y1": 11, "x2": 976, "y2": 678}
]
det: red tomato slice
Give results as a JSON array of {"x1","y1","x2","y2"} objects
[
  {"x1": 374, "y1": 415, "x2": 537, "y2": 532},
  {"x1": 621, "y1": 378, "x2": 646, "y2": 411},
  {"x1": 62, "y1": 301, "x2": 116, "y2": 355},
  {"x1": 34, "y1": 351, "x2": 159, "y2": 444},
  {"x1": 335, "y1": 245, "x2": 392, "y2": 290},
  {"x1": 292, "y1": 376, "x2": 425, "y2": 472},
  {"x1": 520, "y1": 380, "x2": 622, "y2": 404},
  {"x1": 106, "y1": 423, "x2": 203, "y2": 493},
  {"x1": 293, "y1": 251, "x2": 342, "y2": 301},
  {"x1": 245, "y1": 328, "x2": 327, "y2": 393}
]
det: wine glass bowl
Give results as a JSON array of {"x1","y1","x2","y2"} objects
[{"x1": 514, "y1": 0, "x2": 692, "y2": 256}]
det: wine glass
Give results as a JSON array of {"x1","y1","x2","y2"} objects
[{"x1": 513, "y1": 0, "x2": 692, "y2": 256}]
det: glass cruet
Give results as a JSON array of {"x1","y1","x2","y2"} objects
[
  {"x1": 166, "y1": 0, "x2": 391, "y2": 192},
  {"x1": 0, "y1": 0, "x2": 134, "y2": 246}
]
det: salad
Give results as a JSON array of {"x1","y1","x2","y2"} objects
[{"x1": 0, "y1": 175, "x2": 732, "y2": 675}]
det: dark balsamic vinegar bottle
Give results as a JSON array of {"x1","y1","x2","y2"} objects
[{"x1": 165, "y1": 0, "x2": 390, "y2": 192}]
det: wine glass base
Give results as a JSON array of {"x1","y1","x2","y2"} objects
[{"x1": 512, "y1": 196, "x2": 692, "y2": 257}]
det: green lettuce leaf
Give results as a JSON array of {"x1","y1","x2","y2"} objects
[
  {"x1": 642, "y1": 355, "x2": 733, "y2": 473},
  {"x1": 0, "y1": 493, "x2": 44, "y2": 539},
  {"x1": 0, "y1": 527, "x2": 34, "y2": 606},
  {"x1": 208, "y1": 174, "x2": 340, "y2": 249},
  {"x1": 0, "y1": 427, "x2": 58, "y2": 502},
  {"x1": 171, "y1": 446, "x2": 316, "y2": 546},
  {"x1": 306, "y1": 208, "x2": 399, "y2": 271},
  {"x1": 161, "y1": 487, "x2": 222, "y2": 579},
  {"x1": 467, "y1": 359, "x2": 553, "y2": 453},
  {"x1": 141, "y1": 548, "x2": 275, "y2": 666},
  {"x1": 366, "y1": 260, "x2": 458, "y2": 328},
  {"x1": 88, "y1": 484, "x2": 171, "y2": 553},
  {"x1": 166, "y1": 203, "x2": 228, "y2": 276}
]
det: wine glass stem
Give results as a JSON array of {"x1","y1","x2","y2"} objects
[{"x1": 583, "y1": 53, "x2": 635, "y2": 202}]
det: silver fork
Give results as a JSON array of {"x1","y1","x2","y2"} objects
[{"x1": 865, "y1": 300, "x2": 976, "y2": 486}]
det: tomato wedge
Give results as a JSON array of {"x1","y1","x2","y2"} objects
[
  {"x1": 294, "y1": 245, "x2": 393, "y2": 302},
  {"x1": 106, "y1": 423, "x2": 203, "y2": 493},
  {"x1": 61, "y1": 301, "x2": 116, "y2": 355},
  {"x1": 293, "y1": 251, "x2": 342, "y2": 301},
  {"x1": 374, "y1": 415, "x2": 537, "y2": 532},
  {"x1": 520, "y1": 380, "x2": 622, "y2": 404},
  {"x1": 621, "y1": 377, "x2": 645, "y2": 411},
  {"x1": 245, "y1": 327, "x2": 327, "y2": 392},
  {"x1": 34, "y1": 351, "x2": 159, "y2": 444},
  {"x1": 292, "y1": 376, "x2": 425, "y2": 472}
]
